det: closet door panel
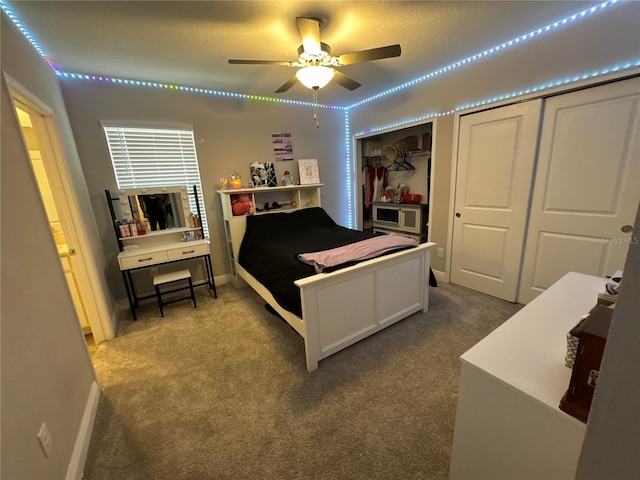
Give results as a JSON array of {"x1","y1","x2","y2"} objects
[
  {"x1": 451, "y1": 100, "x2": 542, "y2": 301},
  {"x1": 518, "y1": 77, "x2": 640, "y2": 304}
]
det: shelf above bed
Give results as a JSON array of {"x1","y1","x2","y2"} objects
[{"x1": 218, "y1": 184, "x2": 323, "y2": 284}]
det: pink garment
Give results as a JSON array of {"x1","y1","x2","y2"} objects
[
  {"x1": 298, "y1": 233, "x2": 418, "y2": 273},
  {"x1": 364, "y1": 166, "x2": 375, "y2": 210}
]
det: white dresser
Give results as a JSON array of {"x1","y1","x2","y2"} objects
[{"x1": 449, "y1": 271, "x2": 608, "y2": 480}]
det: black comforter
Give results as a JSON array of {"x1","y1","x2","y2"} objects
[
  {"x1": 238, "y1": 208, "x2": 377, "y2": 316},
  {"x1": 238, "y1": 207, "x2": 437, "y2": 317}
]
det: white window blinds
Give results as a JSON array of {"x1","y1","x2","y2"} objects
[{"x1": 103, "y1": 125, "x2": 209, "y2": 237}]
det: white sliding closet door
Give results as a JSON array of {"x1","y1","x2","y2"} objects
[
  {"x1": 451, "y1": 100, "x2": 542, "y2": 301},
  {"x1": 518, "y1": 77, "x2": 640, "y2": 304}
]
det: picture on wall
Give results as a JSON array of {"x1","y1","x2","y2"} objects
[
  {"x1": 272, "y1": 132, "x2": 294, "y2": 162},
  {"x1": 298, "y1": 158, "x2": 320, "y2": 184},
  {"x1": 250, "y1": 162, "x2": 277, "y2": 187}
]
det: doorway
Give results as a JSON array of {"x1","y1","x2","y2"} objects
[
  {"x1": 14, "y1": 103, "x2": 95, "y2": 342},
  {"x1": 7, "y1": 77, "x2": 116, "y2": 349},
  {"x1": 355, "y1": 122, "x2": 434, "y2": 236}
]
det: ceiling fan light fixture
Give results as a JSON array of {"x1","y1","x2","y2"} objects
[{"x1": 296, "y1": 65, "x2": 335, "y2": 90}]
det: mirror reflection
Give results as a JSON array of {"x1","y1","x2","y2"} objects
[
  {"x1": 117, "y1": 186, "x2": 188, "y2": 232},
  {"x1": 132, "y1": 193, "x2": 177, "y2": 231}
]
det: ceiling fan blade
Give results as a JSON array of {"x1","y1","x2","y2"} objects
[
  {"x1": 332, "y1": 70, "x2": 361, "y2": 91},
  {"x1": 275, "y1": 75, "x2": 299, "y2": 93},
  {"x1": 335, "y1": 44, "x2": 401, "y2": 66},
  {"x1": 296, "y1": 17, "x2": 321, "y2": 55},
  {"x1": 228, "y1": 59, "x2": 292, "y2": 66}
]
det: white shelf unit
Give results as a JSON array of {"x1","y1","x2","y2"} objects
[{"x1": 218, "y1": 184, "x2": 322, "y2": 279}]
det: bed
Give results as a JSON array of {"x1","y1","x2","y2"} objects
[{"x1": 236, "y1": 207, "x2": 436, "y2": 371}]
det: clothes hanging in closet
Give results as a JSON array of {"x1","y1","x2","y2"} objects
[
  {"x1": 372, "y1": 165, "x2": 387, "y2": 206},
  {"x1": 363, "y1": 165, "x2": 375, "y2": 211}
]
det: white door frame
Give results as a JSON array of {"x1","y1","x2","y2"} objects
[
  {"x1": 446, "y1": 71, "x2": 640, "y2": 285},
  {"x1": 5, "y1": 73, "x2": 115, "y2": 343},
  {"x1": 353, "y1": 118, "x2": 437, "y2": 240}
]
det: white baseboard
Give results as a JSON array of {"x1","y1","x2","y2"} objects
[
  {"x1": 215, "y1": 273, "x2": 232, "y2": 285},
  {"x1": 66, "y1": 380, "x2": 100, "y2": 480},
  {"x1": 433, "y1": 269, "x2": 448, "y2": 284}
]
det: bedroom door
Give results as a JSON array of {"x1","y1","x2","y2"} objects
[
  {"x1": 517, "y1": 77, "x2": 640, "y2": 304},
  {"x1": 450, "y1": 100, "x2": 542, "y2": 301}
]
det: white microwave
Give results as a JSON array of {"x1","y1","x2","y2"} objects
[{"x1": 372, "y1": 203, "x2": 427, "y2": 235}]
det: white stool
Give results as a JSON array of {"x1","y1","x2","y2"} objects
[{"x1": 153, "y1": 269, "x2": 196, "y2": 317}]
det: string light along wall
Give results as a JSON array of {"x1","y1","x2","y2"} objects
[{"x1": 2, "y1": 0, "x2": 636, "y2": 229}]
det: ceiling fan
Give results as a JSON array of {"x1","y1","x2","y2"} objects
[{"x1": 228, "y1": 17, "x2": 401, "y2": 93}]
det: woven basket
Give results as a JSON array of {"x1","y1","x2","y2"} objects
[{"x1": 385, "y1": 136, "x2": 418, "y2": 161}]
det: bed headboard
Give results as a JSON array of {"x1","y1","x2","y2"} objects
[{"x1": 218, "y1": 184, "x2": 323, "y2": 265}]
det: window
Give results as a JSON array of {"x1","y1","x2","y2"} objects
[{"x1": 102, "y1": 124, "x2": 209, "y2": 237}]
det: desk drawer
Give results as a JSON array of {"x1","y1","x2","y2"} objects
[
  {"x1": 167, "y1": 243, "x2": 209, "y2": 260},
  {"x1": 119, "y1": 251, "x2": 168, "y2": 269}
]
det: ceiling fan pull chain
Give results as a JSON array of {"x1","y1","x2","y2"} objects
[{"x1": 313, "y1": 89, "x2": 320, "y2": 128}]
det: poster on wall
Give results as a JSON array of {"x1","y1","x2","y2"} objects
[
  {"x1": 272, "y1": 132, "x2": 294, "y2": 162},
  {"x1": 298, "y1": 159, "x2": 320, "y2": 185}
]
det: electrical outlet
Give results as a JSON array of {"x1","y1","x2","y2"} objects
[
  {"x1": 437, "y1": 248, "x2": 444, "y2": 258},
  {"x1": 37, "y1": 422, "x2": 53, "y2": 457}
]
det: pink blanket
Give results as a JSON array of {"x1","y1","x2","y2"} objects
[{"x1": 298, "y1": 233, "x2": 418, "y2": 273}]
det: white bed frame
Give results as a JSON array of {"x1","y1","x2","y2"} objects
[{"x1": 235, "y1": 242, "x2": 435, "y2": 371}]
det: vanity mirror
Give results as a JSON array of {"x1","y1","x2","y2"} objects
[{"x1": 114, "y1": 185, "x2": 190, "y2": 231}]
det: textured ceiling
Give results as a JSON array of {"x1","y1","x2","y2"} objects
[{"x1": 7, "y1": 1, "x2": 603, "y2": 106}]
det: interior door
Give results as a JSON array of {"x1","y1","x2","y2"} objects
[
  {"x1": 8, "y1": 81, "x2": 116, "y2": 344},
  {"x1": 15, "y1": 104, "x2": 91, "y2": 333},
  {"x1": 518, "y1": 77, "x2": 640, "y2": 304},
  {"x1": 451, "y1": 100, "x2": 542, "y2": 301}
]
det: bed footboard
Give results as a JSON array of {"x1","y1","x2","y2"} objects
[
  {"x1": 237, "y1": 242, "x2": 435, "y2": 371},
  {"x1": 295, "y1": 242, "x2": 435, "y2": 371}
]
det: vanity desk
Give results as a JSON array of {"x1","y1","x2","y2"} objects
[{"x1": 107, "y1": 186, "x2": 216, "y2": 319}]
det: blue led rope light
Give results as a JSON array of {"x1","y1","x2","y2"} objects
[
  {"x1": 2, "y1": 0, "x2": 625, "y2": 113},
  {"x1": 0, "y1": 0, "x2": 58, "y2": 71},
  {"x1": 455, "y1": 60, "x2": 640, "y2": 111},
  {"x1": 353, "y1": 59, "x2": 640, "y2": 137},
  {"x1": 2, "y1": 0, "x2": 631, "y2": 227},
  {"x1": 56, "y1": 72, "x2": 341, "y2": 109},
  {"x1": 343, "y1": 109, "x2": 354, "y2": 227},
  {"x1": 346, "y1": 0, "x2": 620, "y2": 110}
]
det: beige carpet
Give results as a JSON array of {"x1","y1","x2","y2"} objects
[{"x1": 84, "y1": 281, "x2": 522, "y2": 479}]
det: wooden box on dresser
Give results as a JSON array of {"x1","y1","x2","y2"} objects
[{"x1": 218, "y1": 184, "x2": 322, "y2": 284}]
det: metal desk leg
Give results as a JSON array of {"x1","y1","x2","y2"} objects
[
  {"x1": 205, "y1": 254, "x2": 217, "y2": 298},
  {"x1": 122, "y1": 270, "x2": 137, "y2": 320}
]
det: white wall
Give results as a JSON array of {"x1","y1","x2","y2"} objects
[
  {"x1": 349, "y1": 0, "x2": 640, "y2": 273},
  {"x1": 60, "y1": 81, "x2": 346, "y2": 299},
  {"x1": 2, "y1": 3, "x2": 638, "y2": 477},
  {"x1": 576, "y1": 203, "x2": 640, "y2": 479},
  {"x1": 1, "y1": 15, "x2": 101, "y2": 479}
]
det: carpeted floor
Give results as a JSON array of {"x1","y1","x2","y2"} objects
[{"x1": 83, "y1": 281, "x2": 522, "y2": 480}]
